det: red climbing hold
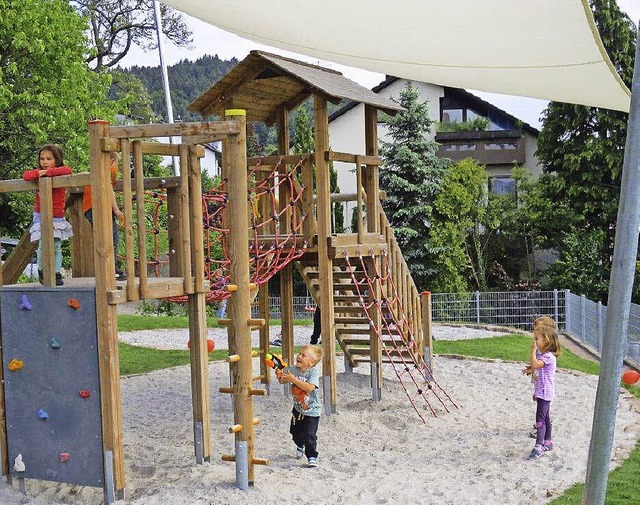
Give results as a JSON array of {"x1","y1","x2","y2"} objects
[
  {"x1": 67, "y1": 298, "x2": 80, "y2": 310},
  {"x1": 59, "y1": 453, "x2": 70, "y2": 463},
  {"x1": 78, "y1": 390, "x2": 91, "y2": 399}
]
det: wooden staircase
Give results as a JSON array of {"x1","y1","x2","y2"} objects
[{"x1": 296, "y1": 207, "x2": 425, "y2": 370}]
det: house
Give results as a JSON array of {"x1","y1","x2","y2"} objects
[{"x1": 329, "y1": 77, "x2": 541, "y2": 230}]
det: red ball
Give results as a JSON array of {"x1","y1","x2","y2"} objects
[
  {"x1": 186, "y1": 339, "x2": 216, "y2": 353},
  {"x1": 621, "y1": 369, "x2": 640, "y2": 385}
]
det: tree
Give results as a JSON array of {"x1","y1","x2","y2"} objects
[
  {"x1": 71, "y1": 0, "x2": 192, "y2": 71},
  {"x1": 534, "y1": 0, "x2": 636, "y2": 302},
  {"x1": 0, "y1": 0, "x2": 118, "y2": 235},
  {"x1": 379, "y1": 82, "x2": 450, "y2": 289}
]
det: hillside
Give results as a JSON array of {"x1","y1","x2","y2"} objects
[{"x1": 124, "y1": 54, "x2": 237, "y2": 122}]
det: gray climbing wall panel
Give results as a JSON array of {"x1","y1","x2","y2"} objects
[{"x1": 1, "y1": 286, "x2": 104, "y2": 487}]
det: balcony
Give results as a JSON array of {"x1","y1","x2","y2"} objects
[{"x1": 435, "y1": 129, "x2": 526, "y2": 165}]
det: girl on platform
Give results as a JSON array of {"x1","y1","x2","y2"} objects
[{"x1": 23, "y1": 144, "x2": 73, "y2": 285}]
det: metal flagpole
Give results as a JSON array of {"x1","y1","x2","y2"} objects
[
  {"x1": 583, "y1": 22, "x2": 640, "y2": 505},
  {"x1": 154, "y1": 1, "x2": 179, "y2": 175}
]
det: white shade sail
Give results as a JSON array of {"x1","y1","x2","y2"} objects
[{"x1": 164, "y1": 0, "x2": 630, "y2": 112}]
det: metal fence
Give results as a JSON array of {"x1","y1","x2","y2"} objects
[{"x1": 264, "y1": 289, "x2": 640, "y2": 364}]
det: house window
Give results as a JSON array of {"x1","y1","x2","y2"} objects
[
  {"x1": 485, "y1": 143, "x2": 517, "y2": 150},
  {"x1": 443, "y1": 143, "x2": 477, "y2": 151},
  {"x1": 489, "y1": 177, "x2": 516, "y2": 195}
]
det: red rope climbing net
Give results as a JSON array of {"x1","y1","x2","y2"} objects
[
  {"x1": 341, "y1": 251, "x2": 458, "y2": 422},
  {"x1": 161, "y1": 156, "x2": 309, "y2": 303}
]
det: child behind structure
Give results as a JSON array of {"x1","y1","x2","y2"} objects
[
  {"x1": 522, "y1": 315, "x2": 561, "y2": 460},
  {"x1": 276, "y1": 344, "x2": 323, "y2": 467},
  {"x1": 22, "y1": 144, "x2": 73, "y2": 286}
]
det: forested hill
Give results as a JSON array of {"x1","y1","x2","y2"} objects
[{"x1": 124, "y1": 54, "x2": 238, "y2": 122}]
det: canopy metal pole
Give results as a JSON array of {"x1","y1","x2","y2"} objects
[
  {"x1": 154, "y1": 1, "x2": 179, "y2": 175},
  {"x1": 583, "y1": 23, "x2": 640, "y2": 505}
]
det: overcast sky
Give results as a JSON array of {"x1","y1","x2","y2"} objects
[{"x1": 122, "y1": 1, "x2": 640, "y2": 129}]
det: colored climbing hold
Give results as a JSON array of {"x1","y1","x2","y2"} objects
[
  {"x1": 37, "y1": 409, "x2": 49, "y2": 420},
  {"x1": 59, "y1": 452, "x2": 70, "y2": 463},
  {"x1": 19, "y1": 294, "x2": 32, "y2": 311},
  {"x1": 78, "y1": 390, "x2": 91, "y2": 399},
  {"x1": 8, "y1": 359, "x2": 24, "y2": 372},
  {"x1": 13, "y1": 454, "x2": 25, "y2": 472},
  {"x1": 67, "y1": 298, "x2": 80, "y2": 310},
  {"x1": 48, "y1": 338, "x2": 61, "y2": 350}
]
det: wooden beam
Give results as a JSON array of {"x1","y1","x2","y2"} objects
[
  {"x1": 325, "y1": 151, "x2": 381, "y2": 166},
  {"x1": 108, "y1": 121, "x2": 240, "y2": 140}
]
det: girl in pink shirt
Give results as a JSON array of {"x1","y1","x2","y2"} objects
[{"x1": 522, "y1": 316, "x2": 561, "y2": 460}]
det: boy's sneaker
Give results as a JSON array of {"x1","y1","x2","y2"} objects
[
  {"x1": 543, "y1": 441, "x2": 554, "y2": 452},
  {"x1": 55, "y1": 272, "x2": 64, "y2": 286},
  {"x1": 295, "y1": 446, "x2": 304, "y2": 459},
  {"x1": 307, "y1": 457, "x2": 318, "y2": 468},
  {"x1": 115, "y1": 270, "x2": 127, "y2": 281},
  {"x1": 527, "y1": 446, "x2": 545, "y2": 460},
  {"x1": 270, "y1": 338, "x2": 282, "y2": 347}
]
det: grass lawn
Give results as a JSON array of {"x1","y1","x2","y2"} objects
[{"x1": 117, "y1": 319, "x2": 640, "y2": 504}]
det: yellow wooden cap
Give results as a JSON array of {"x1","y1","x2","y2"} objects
[{"x1": 225, "y1": 109, "x2": 246, "y2": 116}]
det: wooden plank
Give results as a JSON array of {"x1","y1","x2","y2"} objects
[
  {"x1": 364, "y1": 105, "x2": 380, "y2": 234},
  {"x1": 188, "y1": 145, "x2": 206, "y2": 293},
  {"x1": 120, "y1": 140, "x2": 136, "y2": 300},
  {"x1": 179, "y1": 146, "x2": 193, "y2": 294},
  {"x1": 133, "y1": 141, "x2": 149, "y2": 299},
  {"x1": 325, "y1": 151, "x2": 381, "y2": 166},
  {"x1": 88, "y1": 120, "x2": 125, "y2": 493},
  {"x1": 0, "y1": 173, "x2": 90, "y2": 194},
  {"x1": 68, "y1": 192, "x2": 94, "y2": 277},
  {"x1": 39, "y1": 177, "x2": 55, "y2": 286},
  {"x1": 108, "y1": 121, "x2": 240, "y2": 140},
  {"x1": 330, "y1": 233, "x2": 384, "y2": 247},
  {"x1": 247, "y1": 153, "x2": 310, "y2": 166},
  {"x1": 1, "y1": 230, "x2": 37, "y2": 285}
]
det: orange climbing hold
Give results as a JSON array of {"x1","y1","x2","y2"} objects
[
  {"x1": 8, "y1": 359, "x2": 24, "y2": 371},
  {"x1": 67, "y1": 298, "x2": 80, "y2": 310}
]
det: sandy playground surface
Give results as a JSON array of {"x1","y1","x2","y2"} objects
[{"x1": 0, "y1": 324, "x2": 639, "y2": 505}]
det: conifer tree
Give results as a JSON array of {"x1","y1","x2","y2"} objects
[{"x1": 379, "y1": 82, "x2": 450, "y2": 289}]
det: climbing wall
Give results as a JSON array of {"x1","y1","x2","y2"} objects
[{"x1": 1, "y1": 286, "x2": 104, "y2": 487}]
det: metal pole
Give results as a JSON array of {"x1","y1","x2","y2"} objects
[
  {"x1": 154, "y1": 1, "x2": 179, "y2": 175},
  {"x1": 583, "y1": 23, "x2": 640, "y2": 505}
]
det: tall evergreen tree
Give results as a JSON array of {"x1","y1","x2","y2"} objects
[
  {"x1": 534, "y1": 0, "x2": 636, "y2": 302},
  {"x1": 379, "y1": 82, "x2": 450, "y2": 289}
]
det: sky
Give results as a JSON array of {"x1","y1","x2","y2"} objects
[{"x1": 122, "y1": 1, "x2": 640, "y2": 130}]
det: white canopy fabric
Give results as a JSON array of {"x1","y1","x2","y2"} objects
[{"x1": 164, "y1": 0, "x2": 630, "y2": 112}]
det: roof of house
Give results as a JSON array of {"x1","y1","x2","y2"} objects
[
  {"x1": 188, "y1": 51, "x2": 404, "y2": 124},
  {"x1": 329, "y1": 76, "x2": 540, "y2": 136}
]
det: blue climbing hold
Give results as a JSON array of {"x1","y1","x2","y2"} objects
[
  {"x1": 37, "y1": 409, "x2": 49, "y2": 420},
  {"x1": 48, "y1": 338, "x2": 61, "y2": 350},
  {"x1": 19, "y1": 294, "x2": 32, "y2": 311}
]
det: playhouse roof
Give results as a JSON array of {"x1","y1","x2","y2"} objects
[{"x1": 189, "y1": 51, "x2": 404, "y2": 123}]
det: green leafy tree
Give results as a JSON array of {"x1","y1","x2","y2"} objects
[
  {"x1": 0, "y1": 0, "x2": 117, "y2": 235},
  {"x1": 71, "y1": 0, "x2": 192, "y2": 71},
  {"x1": 534, "y1": 0, "x2": 636, "y2": 301},
  {"x1": 429, "y1": 158, "x2": 489, "y2": 291},
  {"x1": 379, "y1": 82, "x2": 450, "y2": 289}
]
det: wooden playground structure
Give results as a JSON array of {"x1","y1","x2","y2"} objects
[{"x1": 0, "y1": 51, "x2": 455, "y2": 501}]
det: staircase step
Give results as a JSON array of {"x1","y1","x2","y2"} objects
[
  {"x1": 334, "y1": 295, "x2": 362, "y2": 302},
  {"x1": 335, "y1": 317, "x2": 369, "y2": 325},
  {"x1": 333, "y1": 305, "x2": 366, "y2": 314},
  {"x1": 336, "y1": 327, "x2": 371, "y2": 335}
]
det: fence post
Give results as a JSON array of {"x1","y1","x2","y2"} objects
[
  {"x1": 553, "y1": 289, "x2": 559, "y2": 326},
  {"x1": 581, "y1": 294, "x2": 586, "y2": 340},
  {"x1": 474, "y1": 291, "x2": 480, "y2": 324},
  {"x1": 565, "y1": 290, "x2": 571, "y2": 333},
  {"x1": 597, "y1": 301, "x2": 603, "y2": 353}
]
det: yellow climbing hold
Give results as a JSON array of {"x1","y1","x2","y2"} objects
[{"x1": 8, "y1": 358, "x2": 24, "y2": 371}]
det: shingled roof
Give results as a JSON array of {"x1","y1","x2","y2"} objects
[{"x1": 189, "y1": 50, "x2": 404, "y2": 124}]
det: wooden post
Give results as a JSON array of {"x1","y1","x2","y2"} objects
[
  {"x1": 301, "y1": 157, "x2": 316, "y2": 241},
  {"x1": 187, "y1": 144, "x2": 211, "y2": 462},
  {"x1": 88, "y1": 120, "x2": 125, "y2": 495},
  {"x1": 277, "y1": 106, "x2": 295, "y2": 366},
  {"x1": 225, "y1": 110, "x2": 257, "y2": 483},
  {"x1": 421, "y1": 291, "x2": 434, "y2": 371},
  {"x1": 68, "y1": 192, "x2": 94, "y2": 277},
  {"x1": 314, "y1": 95, "x2": 337, "y2": 412},
  {"x1": 39, "y1": 177, "x2": 55, "y2": 286},
  {"x1": 133, "y1": 141, "x2": 149, "y2": 298},
  {"x1": 179, "y1": 145, "x2": 194, "y2": 294},
  {"x1": 120, "y1": 139, "x2": 136, "y2": 300},
  {"x1": 364, "y1": 105, "x2": 383, "y2": 391}
]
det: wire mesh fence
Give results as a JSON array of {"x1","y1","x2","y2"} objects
[{"x1": 263, "y1": 289, "x2": 639, "y2": 365}]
